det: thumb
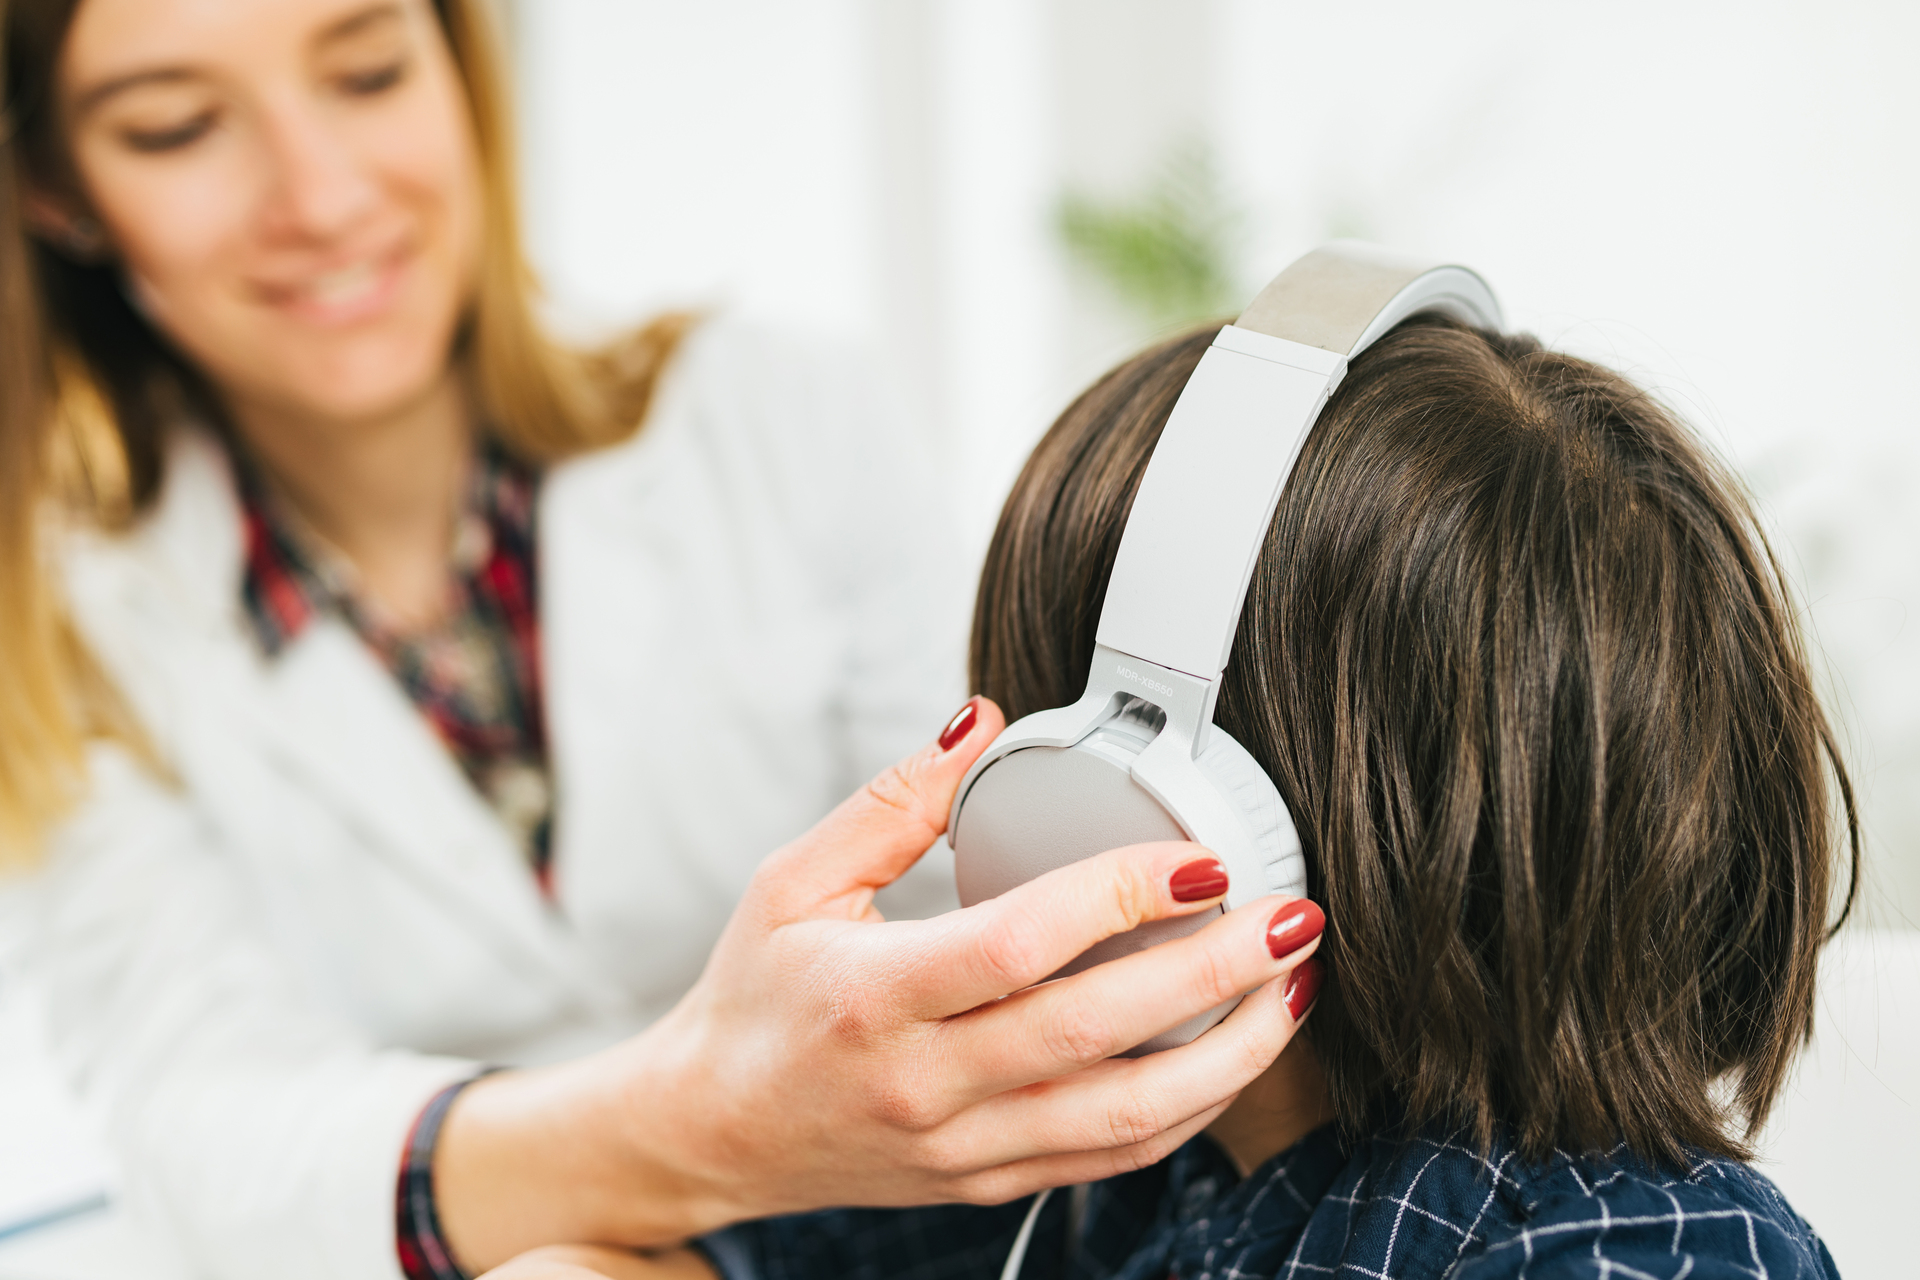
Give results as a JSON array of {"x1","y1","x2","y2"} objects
[{"x1": 757, "y1": 696, "x2": 1006, "y2": 920}]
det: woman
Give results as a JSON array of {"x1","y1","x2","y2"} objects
[
  {"x1": 558, "y1": 314, "x2": 1856, "y2": 1278},
  {"x1": 0, "y1": 1, "x2": 1317, "y2": 1276}
]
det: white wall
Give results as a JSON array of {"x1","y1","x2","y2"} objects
[{"x1": 515, "y1": 1, "x2": 880, "y2": 338}]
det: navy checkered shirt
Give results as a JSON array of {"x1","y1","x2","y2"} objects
[{"x1": 699, "y1": 1123, "x2": 1837, "y2": 1280}]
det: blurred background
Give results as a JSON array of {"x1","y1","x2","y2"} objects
[{"x1": 2, "y1": 1, "x2": 1915, "y2": 1274}]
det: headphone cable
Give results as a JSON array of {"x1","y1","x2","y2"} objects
[{"x1": 998, "y1": 1186, "x2": 1053, "y2": 1280}]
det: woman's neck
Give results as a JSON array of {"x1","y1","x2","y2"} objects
[
  {"x1": 1205, "y1": 1035, "x2": 1337, "y2": 1177},
  {"x1": 227, "y1": 374, "x2": 474, "y2": 632}
]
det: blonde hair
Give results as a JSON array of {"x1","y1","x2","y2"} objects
[
  {"x1": 0, "y1": 68, "x2": 81, "y2": 863},
  {"x1": 0, "y1": 0, "x2": 692, "y2": 865}
]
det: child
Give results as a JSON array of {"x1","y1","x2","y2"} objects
[{"x1": 498, "y1": 313, "x2": 1853, "y2": 1279}]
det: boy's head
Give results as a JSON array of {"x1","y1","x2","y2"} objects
[{"x1": 971, "y1": 314, "x2": 1857, "y2": 1164}]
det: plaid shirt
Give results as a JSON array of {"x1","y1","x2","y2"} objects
[
  {"x1": 699, "y1": 1123, "x2": 1838, "y2": 1280},
  {"x1": 237, "y1": 435, "x2": 553, "y2": 879},
  {"x1": 234, "y1": 439, "x2": 547, "y2": 1280}
]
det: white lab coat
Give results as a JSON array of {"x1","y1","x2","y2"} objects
[{"x1": 1, "y1": 319, "x2": 969, "y2": 1280}]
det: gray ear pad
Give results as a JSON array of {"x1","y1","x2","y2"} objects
[
  {"x1": 1194, "y1": 720, "x2": 1307, "y2": 899},
  {"x1": 951, "y1": 698, "x2": 1306, "y2": 1054}
]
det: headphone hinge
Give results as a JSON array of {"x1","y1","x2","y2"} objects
[{"x1": 1086, "y1": 645, "x2": 1220, "y2": 759}]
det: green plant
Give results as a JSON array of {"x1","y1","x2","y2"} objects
[{"x1": 1056, "y1": 140, "x2": 1245, "y2": 329}]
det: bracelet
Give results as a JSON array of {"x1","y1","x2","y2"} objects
[{"x1": 396, "y1": 1078, "x2": 482, "y2": 1280}]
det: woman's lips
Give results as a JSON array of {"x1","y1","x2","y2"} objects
[{"x1": 256, "y1": 245, "x2": 410, "y2": 326}]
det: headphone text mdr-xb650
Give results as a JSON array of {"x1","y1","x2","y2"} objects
[{"x1": 948, "y1": 242, "x2": 1503, "y2": 1055}]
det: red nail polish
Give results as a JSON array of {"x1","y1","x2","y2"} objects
[
  {"x1": 1284, "y1": 956, "x2": 1324, "y2": 1021},
  {"x1": 938, "y1": 700, "x2": 978, "y2": 751},
  {"x1": 1169, "y1": 857, "x2": 1230, "y2": 902},
  {"x1": 1266, "y1": 900, "x2": 1325, "y2": 959}
]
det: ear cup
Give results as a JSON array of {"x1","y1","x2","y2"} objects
[
  {"x1": 951, "y1": 732, "x2": 1227, "y2": 1056},
  {"x1": 953, "y1": 712, "x2": 1213, "y2": 980},
  {"x1": 951, "y1": 698, "x2": 1308, "y2": 1054}
]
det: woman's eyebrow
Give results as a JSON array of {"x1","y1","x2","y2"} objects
[
  {"x1": 313, "y1": 2, "x2": 407, "y2": 50},
  {"x1": 70, "y1": 3, "x2": 407, "y2": 117}
]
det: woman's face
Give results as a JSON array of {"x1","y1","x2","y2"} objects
[{"x1": 54, "y1": 0, "x2": 482, "y2": 428}]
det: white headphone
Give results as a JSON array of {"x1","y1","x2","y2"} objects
[{"x1": 948, "y1": 242, "x2": 1503, "y2": 1054}]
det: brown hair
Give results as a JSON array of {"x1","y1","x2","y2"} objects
[
  {"x1": 0, "y1": 0, "x2": 689, "y2": 863},
  {"x1": 972, "y1": 316, "x2": 1859, "y2": 1166}
]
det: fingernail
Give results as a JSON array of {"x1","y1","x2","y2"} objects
[
  {"x1": 1266, "y1": 900, "x2": 1325, "y2": 959},
  {"x1": 1169, "y1": 857, "x2": 1230, "y2": 902},
  {"x1": 938, "y1": 699, "x2": 979, "y2": 751},
  {"x1": 1284, "y1": 956, "x2": 1324, "y2": 1021}
]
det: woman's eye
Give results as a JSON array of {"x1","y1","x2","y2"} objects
[
  {"x1": 339, "y1": 58, "x2": 408, "y2": 96},
  {"x1": 119, "y1": 114, "x2": 216, "y2": 153}
]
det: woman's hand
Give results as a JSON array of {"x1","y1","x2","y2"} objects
[{"x1": 437, "y1": 698, "x2": 1322, "y2": 1270}]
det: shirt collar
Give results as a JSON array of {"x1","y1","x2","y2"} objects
[{"x1": 234, "y1": 435, "x2": 536, "y2": 658}]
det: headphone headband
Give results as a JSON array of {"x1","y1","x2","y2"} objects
[
  {"x1": 1094, "y1": 242, "x2": 1502, "y2": 683},
  {"x1": 946, "y1": 246, "x2": 1502, "y2": 1053},
  {"x1": 949, "y1": 242, "x2": 1502, "y2": 873}
]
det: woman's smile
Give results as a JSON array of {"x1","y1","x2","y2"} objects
[{"x1": 251, "y1": 237, "x2": 415, "y2": 328}]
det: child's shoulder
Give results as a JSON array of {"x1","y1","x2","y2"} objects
[
  {"x1": 1455, "y1": 1144, "x2": 1837, "y2": 1280},
  {"x1": 1196, "y1": 1128, "x2": 1839, "y2": 1280},
  {"x1": 693, "y1": 1128, "x2": 1837, "y2": 1280}
]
